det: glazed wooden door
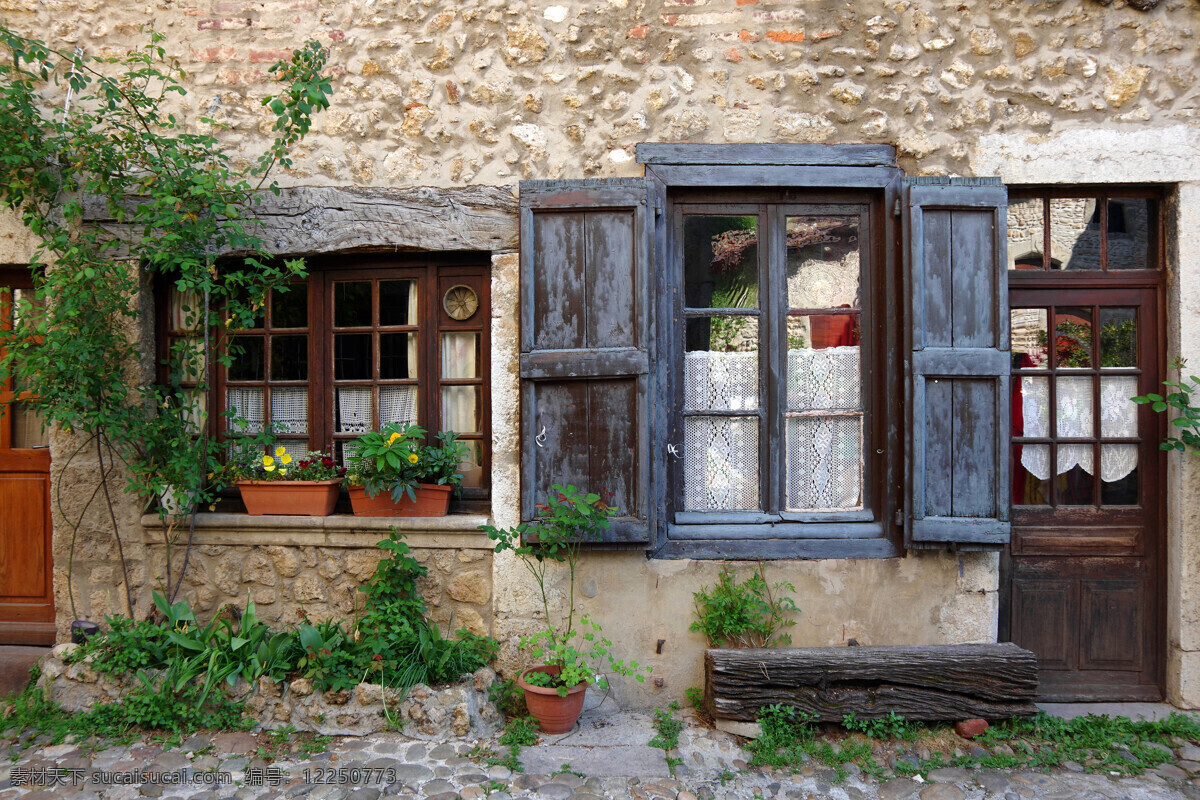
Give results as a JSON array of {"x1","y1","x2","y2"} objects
[
  {"x1": 0, "y1": 271, "x2": 54, "y2": 645},
  {"x1": 1005, "y1": 287, "x2": 1162, "y2": 700}
]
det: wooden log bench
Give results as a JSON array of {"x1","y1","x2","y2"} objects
[{"x1": 706, "y1": 643, "x2": 1038, "y2": 723}]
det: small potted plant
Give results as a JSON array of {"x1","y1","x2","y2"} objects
[
  {"x1": 344, "y1": 422, "x2": 470, "y2": 517},
  {"x1": 482, "y1": 485, "x2": 650, "y2": 733},
  {"x1": 229, "y1": 444, "x2": 345, "y2": 516}
]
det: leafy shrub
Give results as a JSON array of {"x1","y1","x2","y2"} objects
[
  {"x1": 690, "y1": 563, "x2": 799, "y2": 648},
  {"x1": 843, "y1": 711, "x2": 920, "y2": 741},
  {"x1": 685, "y1": 685, "x2": 705, "y2": 710}
]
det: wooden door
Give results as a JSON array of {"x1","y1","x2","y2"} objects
[
  {"x1": 1004, "y1": 287, "x2": 1163, "y2": 700},
  {"x1": 0, "y1": 272, "x2": 54, "y2": 645}
]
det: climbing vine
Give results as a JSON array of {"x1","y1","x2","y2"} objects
[{"x1": 0, "y1": 26, "x2": 333, "y2": 615}]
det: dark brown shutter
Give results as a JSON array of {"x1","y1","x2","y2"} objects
[
  {"x1": 519, "y1": 179, "x2": 654, "y2": 544},
  {"x1": 904, "y1": 177, "x2": 1010, "y2": 548}
]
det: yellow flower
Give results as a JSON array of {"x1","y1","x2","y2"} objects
[
  {"x1": 387, "y1": 432, "x2": 402, "y2": 446},
  {"x1": 278, "y1": 468, "x2": 287, "y2": 477},
  {"x1": 275, "y1": 446, "x2": 286, "y2": 457},
  {"x1": 262, "y1": 455, "x2": 275, "y2": 467},
  {"x1": 280, "y1": 453, "x2": 292, "y2": 465},
  {"x1": 264, "y1": 464, "x2": 276, "y2": 472},
  {"x1": 407, "y1": 453, "x2": 419, "y2": 464}
]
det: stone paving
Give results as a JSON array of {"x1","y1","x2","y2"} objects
[{"x1": 3, "y1": 708, "x2": 1200, "y2": 800}]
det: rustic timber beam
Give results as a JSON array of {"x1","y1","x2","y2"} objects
[{"x1": 706, "y1": 643, "x2": 1039, "y2": 723}]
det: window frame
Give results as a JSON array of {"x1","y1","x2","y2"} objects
[
  {"x1": 643, "y1": 156, "x2": 904, "y2": 559},
  {"x1": 155, "y1": 251, "x2": 493, "y2": 512}
]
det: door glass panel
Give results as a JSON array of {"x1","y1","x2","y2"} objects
[
  {"x1": 11, "y1": 402, "x2": 48, "y2": 448},
  {"x1": 1107, "y1": 199, "x2": 1151, "y2": 271},
  {"x1": 334, "y1": 333, "x2": 372, "y2": 380},
  {"x1": 12, "y1": 289, "x2": 45, "y2": 328},
  {"x1": 1100, "y1": 376, "x2": 1139, "y2": 438},
  {"x1": 788, "y1": 313, "x2": 860, "y2": 350},
  {"x1": 225, "y1": 387, "x2": 265, "y2": 433},
  {"x1": 683, "y1": 416, "x2": 759, "y2": 511},
  {"x1": 1010, "y1": 308, "x2": 1049, "y2": 368},
  {"x1": 1013, "y1": 444, "x2": 1050, "y2": 505},
  {"x1": 271, "y1": 287, "x2": 307, "y2": 329},
  {"x1": 380, "y1": 332, "x2": 417, "y2": 380},
  {"x1": 270, "y1": 335, "x2": 308, "y2": 381},
  {"x1": 457, "y1": 440, "x2": 484, "y2": 489},
  {"x1": 785, "y1": 215, "x2": 860, "y2": 309},
  {"x1": 334, "y1": 281, "x2": 372, "y2": 327},
  {"x1": 1007, "y1": 198, "x2": 1046, "y2": 270},
  {"x1": 270, "y1": 388, "x2": 308, "y2": 435},
  {"x1": 441, "y1": 332, "x2": 479, "y2": 379},
  {"x1": 380, "y1": 386, "x2": 417, "y2": 426},
  {"x1": 442, "y1": 386, "x2": 480, "y2": 434},
  {"x1": 380, "y1": 280, "x2": 418, "y2": 326},
  {"x1": 683, "y1": 215, "x2": 759, "y2": 309},
  {"x1": 1099, "y1": 308, "x2": 1137, "y2": 368},
  {"x1": 228, "y1": 337, "x2": 265, "y2": 381},
  {"x1": 1053, "y1": 307, "x2": 1093, "y2": 368},
  {"x1": 1015, "y1": 376, "x2": 1049, "y2": 438},
  {"x1": 1101, "y1": 445, "x2": 1139, "y2": 504},
  {"x1": 1056, "y1": 456, "x2": 1094, "y2": 505},
  {"x1": 684, "y1": 317, "x2": 759, "y2": 411},
  {"x1": 1050, "y1": 198, "x2": 1101, "y2": 271},
  {"x1": 336, "y1": 387, "x2": 373, "y2": 433},
  {"x1": 1056, "y1": 376, "x2": 1093, "y2": 438}
]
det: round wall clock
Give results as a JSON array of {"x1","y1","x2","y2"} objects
[{"x1": 443, "y1": 285, "x2": 479, "y2": 321}]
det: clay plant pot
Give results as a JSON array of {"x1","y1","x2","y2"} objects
[
  {"x1": 237, "y1": 479, "x2": 342, "y2": 516},
  {"x1": 517, "y1": 665, "x2": 587, "y2": 734},
  {"x1": 347, "y1": 483, "x2": 453, "y2": 517}
]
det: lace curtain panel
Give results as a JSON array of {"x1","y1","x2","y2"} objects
[{"x1": 1019, "y1": 375, "x2": 1139, "y2": 482}]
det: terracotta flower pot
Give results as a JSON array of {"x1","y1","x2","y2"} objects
[
  {"x1": 517, "y1": 665, "x2": 587, "y2": 734},
  {"x1": 347, "y1": 483, "x2": 452, "y2": 517},
  {"x1": 237, "y1": 479, "x2": 342, "y2": 516}
]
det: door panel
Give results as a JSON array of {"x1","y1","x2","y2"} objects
[
  {"x1": 1005, "y1": 286, "x2": 1162, "y2": 701},
  {"x1": 0, "y1": 274, "x2": 55, "y2": 645}
]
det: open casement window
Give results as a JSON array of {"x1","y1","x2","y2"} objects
[
  {"x1": 518, "y1": 180, "x2": 654, "y2": 544},
  {"x1": 904, "y1": 177, "x2": 1012, "y2": 548}
]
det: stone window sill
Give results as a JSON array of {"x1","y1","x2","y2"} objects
[{"x1": 140, "y1": 512, "x2": 494, "y2": 550}]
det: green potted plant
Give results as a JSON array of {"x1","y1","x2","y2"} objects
[
  {"x1": 227, "y1": 444, "x2": 345, "y2": 516},
  {"x1": 344, "y1": 422, "x2": 470, "y2": 517},
  {"x1": 482, "y1": 485, "x2": 650, "y2": 733}
]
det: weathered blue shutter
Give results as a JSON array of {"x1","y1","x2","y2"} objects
[
  {"x1": 519, "y1": 179, "x2": 654, "y2": 544},
  {"x1": 905, "y1": 177, "x2": 1010, "y2": 548}
]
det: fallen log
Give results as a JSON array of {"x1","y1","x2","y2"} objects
[{"x1": 706, "y1": 643, "x2": 1038, "y2": 722}]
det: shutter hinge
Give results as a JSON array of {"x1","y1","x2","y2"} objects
[
  {"x1": 895, "y1": 509, "x2": 904, "y2": 527},
  {"x1": 893, "y1": 198, "x2": 902, "y2": 218}
]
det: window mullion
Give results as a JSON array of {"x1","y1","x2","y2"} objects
[{"x1": 766, "y1": 203, "x2": 786, "y2": 516}]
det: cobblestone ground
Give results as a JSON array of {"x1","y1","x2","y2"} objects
[{"x1": 3, "y1": 714, "x2": 1200, "y2": 800}]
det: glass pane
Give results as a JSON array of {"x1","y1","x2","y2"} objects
[
  {"x1": 1099, "y1": 308, "x2": 1137, "y2": 368},
  {"x1": 170, "y1": 336, "x2": 206, "y2": 385},
  {"x1": 683, "y1": 215, "x2": 758, "y2": 309},
  {"x1": 684, "y1": 317, "x2": 758, "y2": 411},
  {"x1": 788, "y1": 347, "x2": 860, "y2": 412},
  {"x1": 1107, "y1": 199, "x2": 1152, "y2": 271},
  {"x1": 442, "y1": 332, "x2": 479, "y2": 379},
  {"x1": 786, "y1": 415, "x2": 862, "y2": 511},
  {"x1": 337, "y1": 440, "x2": 361, "y2": 468},
  {"x1": 1101, "y1": 444, "x2": 1138, "y2": 505},
  {"x1": 1, "y1": 287, "x2": 10, "y2": 328},
  {"x1": 380, "y1": 280, "x2": 418, "y2": 326},
  {"x1": 788, "y1": 313, "x2": 860, "y2": 350},
  {"x1": 12, "y1": 288, "x2": 45, "y2": 329},
  {"x1": 334, "y1": 281, "x2": 372, "y2": 327},
  {"x1": 1013, "y1": 444, "x2": 1050, "y2": 505},
  {"x1": 270, "y1": 387, "x2": 308, "y2": 435},
  {"x1": 1053, "y1": 307, "x2": 1093, "y2": 368},
  {"x1": 11, "y1": 402, "x2": 48, "y2": 448},
  {"x1": 335, "y1": 333, "x2": 373, "y2": 380},
  {"x1": 179, "y1": 388, "x2": 206, "y2": 435},
  {"x1": 1050, "y1": 197, "x2": 1101, "y2": 271},
  {"x1": 271, "y1": 287, "x2": 307, "y2": 329},
  {"x1": 1057, "y1": 376, "x2": 1093, "y2": 438},
  {"x1": 270, "y1": 335, "x2": 308, "y2": 381},
  {"x1": 380, "y1": 386, "x2": 418, "y2": 426},
  {"x1": 458, "y1": 440, "x2": 484, "y2": 489},
  {"x1": 336, "y1": 387, "x2": 373, "y2": 433},
  {"x1": 1010, "y1": 308, "x2": 1049, "y2": 369},
  {"x1": 683, "y1": 416, "x2": 759, "y2": 511},
  {"x1": 1056, "y1": 460, "x2": 1094, "y2": 505},
  {"x1": 785, "y1": 215, "x2": 860, "y2": 309},
  {"x1": 228, "y1": 336, "x2": 265, "y2": 381},
  {"x1": 273, "y1": 440, "x2": 309, "y2": 464},
  {"x1": 225, "y1": 387, "x2": 264, "y2": 434},
  {"x1": 1007, "y1": 198, "x2": 1046, "y2": 270},
  {"x1": 442, "y1": 385, "x2": 480, "y2": 434},
  {"x1": 1100, "y1": 376, "x2": 1139, "y2": 438},
  {"x1": 380, "y1": 332, "x2": 417, "y2": 380},
  {"x1": 1015, "y1": 376, "x2": 1049, "y2": 438},
  {"x1": 169, "y1": 288, "x2": 203, "y2": 332}
]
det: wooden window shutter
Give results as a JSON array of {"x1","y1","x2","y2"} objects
[
  {"x1": 904, "y1": 177, "x2": 1011, "y2": 548},
  {"x1": 519, "y1": 179, "x2": 654, "y2": 545}
]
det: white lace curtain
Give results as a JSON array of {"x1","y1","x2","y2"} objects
[{"x1": 1019, "y1": 375, "x2": 1139, "y2": 482}]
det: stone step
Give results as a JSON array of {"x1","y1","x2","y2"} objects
[{"x1": 0, "y1": 645, "x2": 48, "y2": 697}]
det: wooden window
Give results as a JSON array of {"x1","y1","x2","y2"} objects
[{"x1": 160, "y1": 254, "x2": 491, "y2": 507}]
